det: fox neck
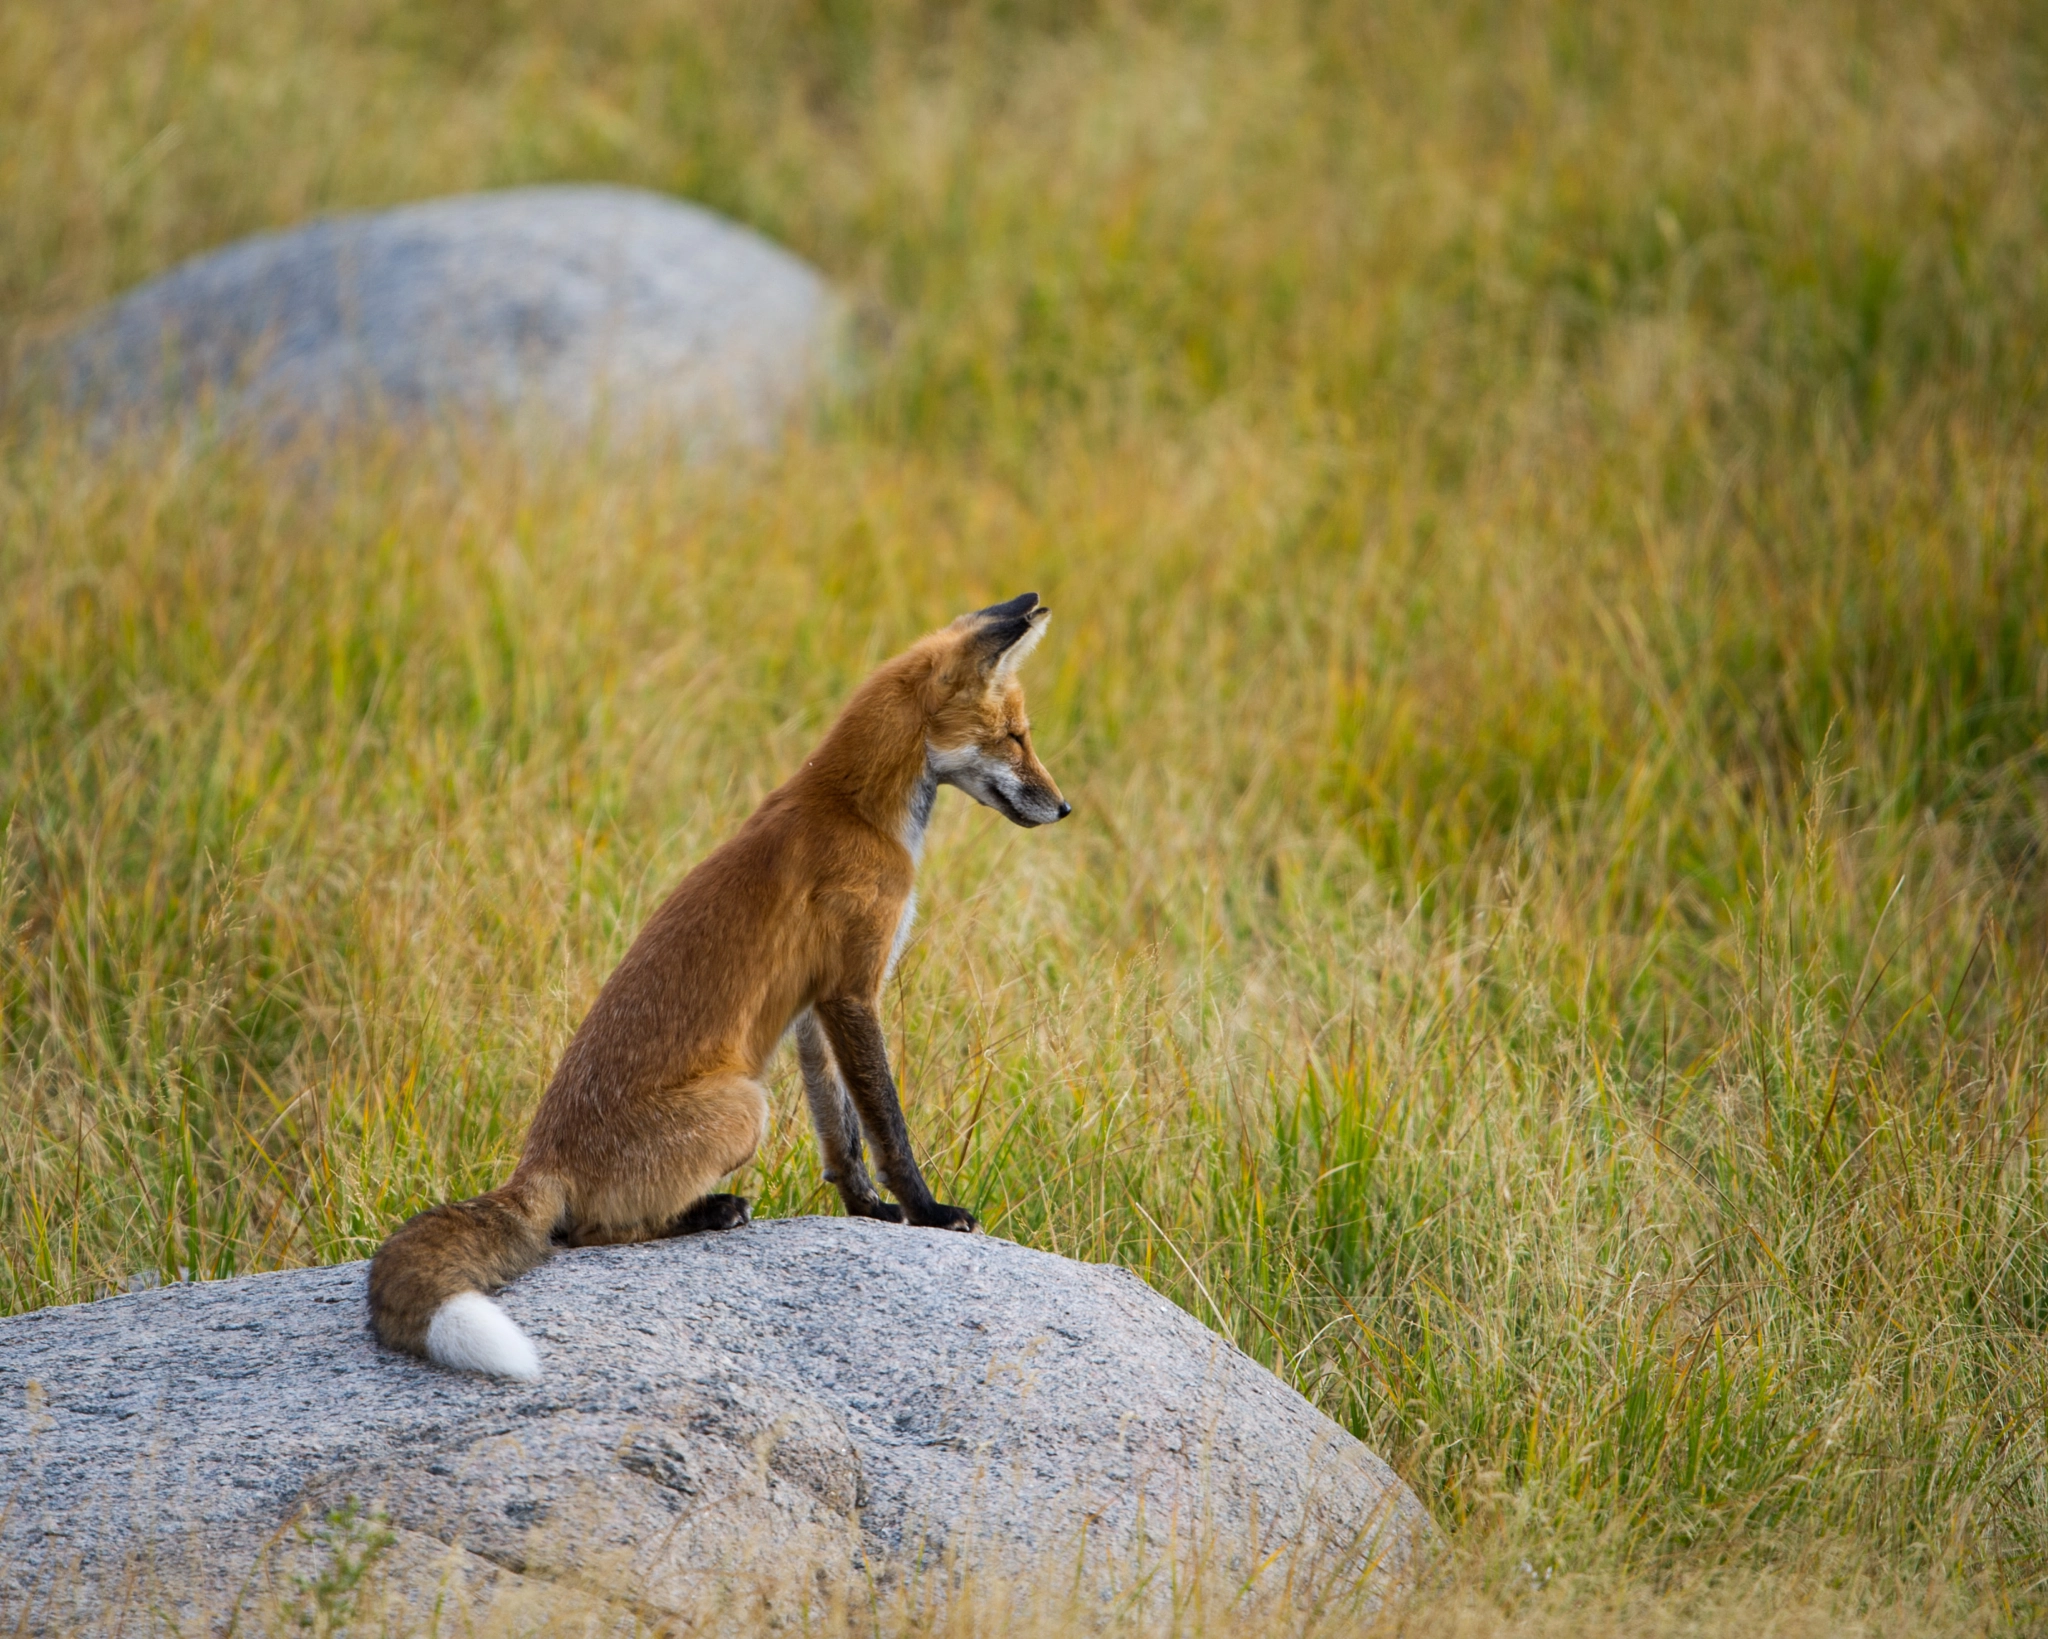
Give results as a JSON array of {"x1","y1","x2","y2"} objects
[{"x1": 802, "y1": 658, "x2": 941, "y2": 861}]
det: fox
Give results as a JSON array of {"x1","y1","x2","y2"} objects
[{"x1": 367, "y1": 593, "x2": 1068, "y2": 1379}]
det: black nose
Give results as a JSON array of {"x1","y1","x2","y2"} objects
[{"x1": 1056, "y1": 801, "x2": 1072, "y2": 819}]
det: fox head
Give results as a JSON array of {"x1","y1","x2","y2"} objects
[{"x1": 923, "y1": 592, "x2": 1070, "y2": 828}]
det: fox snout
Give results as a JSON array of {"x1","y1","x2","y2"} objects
[
  {"x1": 1010, "y1": 784, "x2": 1072, "y2": 828},
  {"x1": 1002, "y1": 744, "x2": 1070, "y2": 828},
  {"x1": 993, "y1": 783, "x2": 1070, "y2": 828},
  {"x1": 930, "y1": 741, "x2": 1070, "y2": 827}
]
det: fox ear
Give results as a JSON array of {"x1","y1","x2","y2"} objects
[{"x1": 963, "y1": 593, "x2": 1050, "y2": 680}]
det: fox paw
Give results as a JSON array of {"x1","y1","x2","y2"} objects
[
  {"x1": 844, "y1": 1196, "x2": 905, "y2": 1223},
  {"x1": 910, "y1": 1202, "x2": 979, "y2": 1234},
  {"x1": 668, "y1": 1194, "x2": 752, "y2": 1235}
]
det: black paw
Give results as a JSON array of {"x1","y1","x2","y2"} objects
[
  {"x1": 844, "y1": 1195, "x2": 905, "y2": 1223},
  {"x1": 668, "y1": 1194, "x2": 751, "y2": 1235},
  {"x1": 908, "y1": 1202, "x2": 979, "y2": 1233}
]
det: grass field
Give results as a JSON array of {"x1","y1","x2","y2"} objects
[{"x1": 5, "y1": 1, "x2": 2048, "y2": 1632}]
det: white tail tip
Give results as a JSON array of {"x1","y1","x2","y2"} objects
[{"x1": 425, "y1": 1291, "x2": 542, "y2": 1381}]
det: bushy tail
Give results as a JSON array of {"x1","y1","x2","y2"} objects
[{"x1": 367, "y1": 1172, "x2": 565, "y2": 1381}]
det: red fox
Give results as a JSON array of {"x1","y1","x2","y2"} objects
[{"x1": 368, "y1": 594, "x2": 1068, "y2": 1378}]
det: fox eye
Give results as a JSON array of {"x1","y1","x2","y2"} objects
[{"x1": 1008, "y1": 731, "x2": 1026, "y2": 747}]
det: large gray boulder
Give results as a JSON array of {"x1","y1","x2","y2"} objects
[
  {"x1": 0, "y1": 1218, "x2": 1427, "y2": 1635},
  {"x1": 50, "y1": 185, "x2": 834, "y2": 449}
]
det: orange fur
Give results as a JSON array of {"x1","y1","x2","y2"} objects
[{"x1": 368, "y1": 595, "x2": 1067, "y2": 1368}]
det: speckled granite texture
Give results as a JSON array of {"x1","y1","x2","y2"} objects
[
  {"x1": 51, "y1": 185, "x2": 832, "y2": 449},
  {"x1": 1, "y1": 1217, "x2": 1428, "y2": 1633}
]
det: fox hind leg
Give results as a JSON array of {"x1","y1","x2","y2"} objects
[
  {"x1": 795, "y1": 1010, "x2": 901, "y2": 1222},
  {"x1": 563, "y1": 1074, "x2": 768, "y2": 1246}
]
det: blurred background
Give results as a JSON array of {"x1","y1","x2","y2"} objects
[{"x1": 3, "y1": 2, "x2": 2046, "y2": 1630}]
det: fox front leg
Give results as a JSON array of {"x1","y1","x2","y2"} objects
[
  {"x1": 794, "y1": 1009, "x2": 901, "y2": 1222},
  {"x1": 812, "y1": 997, "x2": 977, "y2": 1233}
]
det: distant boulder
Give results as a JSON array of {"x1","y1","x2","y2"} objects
[
  {"x1": 0, "y1": 1218, "x2": 1428, "y2": 1633},
  {"x1": 49, "y1": 185, "x2": 835, "y2": 450}
]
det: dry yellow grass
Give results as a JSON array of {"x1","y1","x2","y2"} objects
[{"x1": 4, "y1": 1, "x2": 2046, "y2": 1633}]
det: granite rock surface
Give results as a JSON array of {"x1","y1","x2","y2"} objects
[
  {"x1": 50, "y1": 185, "x2": 833, "y2": 449},
  {"x1": 0, "y1": 1217, "x2": 1427, "y2": 1633}
]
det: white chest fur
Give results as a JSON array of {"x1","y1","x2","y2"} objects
[
  {"x1": 885, "y1": 889, "x2": 919, "y2": 982},
  {"x1": 901, "y1": 763, "x2": 939, "y2": 863}
]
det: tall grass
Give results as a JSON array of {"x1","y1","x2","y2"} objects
[{"x1": 4, "y1": 0, "x2": 2047, "y2": 1631}]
